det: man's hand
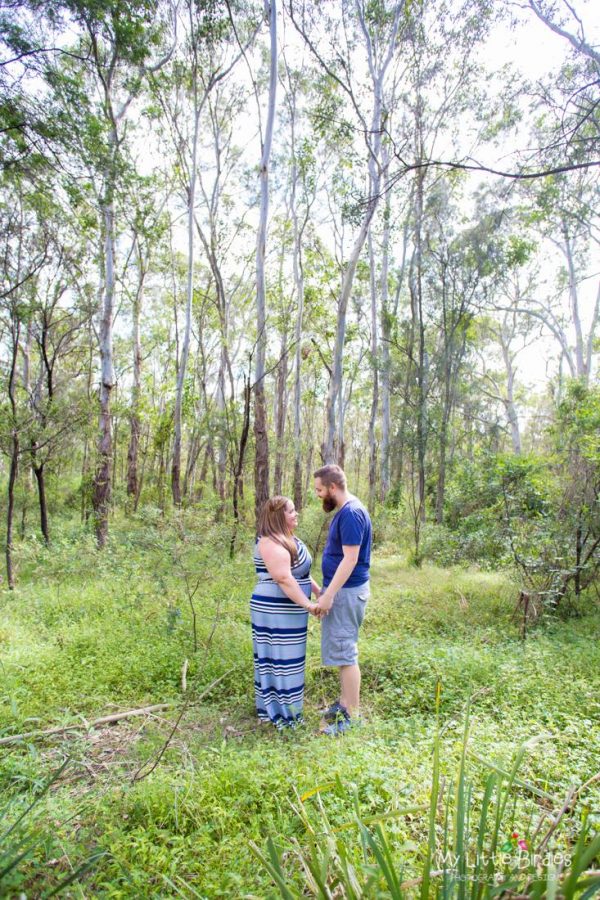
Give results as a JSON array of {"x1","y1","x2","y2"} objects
[{"x1": 316, "y1": 590, "x2": 334, "y2": 615}]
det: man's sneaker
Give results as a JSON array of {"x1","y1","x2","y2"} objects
[
  {"x1": 321, "y1": 716, "x2": 356, "y2": 737},
  {"x1": 322, "y1": 700, "x2": 349, "y2": 723}
]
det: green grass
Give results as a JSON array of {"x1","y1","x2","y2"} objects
[{"x1": 0, "y1": 514, "x2": 599, "y2": 896}]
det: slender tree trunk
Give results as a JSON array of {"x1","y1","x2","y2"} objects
[
  {"x1": 6, "y1": 319, "x2": 20, "y2": 589},
  {"x1": 435, "y1": 373, "x2": 455, "y2": 525},
  {"x1": 172, "y1": 98, "x2": 201, "y2": 506},
  {"x1": 284, "y1": 77, "x2": 307, "y2": 510},
  {"x1": 325, "y1": 192, "x2": 379, "y2": 464},
  {"x1": 216, "y1": 348, "x2": 227, "y2": 506},
  {"x1": 393, "y1": 284, "x2": 415, "y2": 493},
  {"x1": 323, "y1": 4, "x2": 401, "y2": 463},
  {"x1": 292, "y1": 200, "x2": 305, "y2": 509},
  {"x1": 21, "y1": 322, "x2": 33, "y2": 540},
  {"x1": 32, "y1": 464, "x2": 49, "y2": 543},
  {"x1": 6, "y1": 433, "x2": 18, "y2": 590},
  {"x1": 195, "y1": 441, "x2": 211, "y2": 502},
  {"x1": 92, "y1": 189, "x2": 116, "y2": 548},
  {"x1": 127, "y1": 247, "x2": 143, "y2": 503},
  {"x1": 273, "y1": 337, "x2": 288, "y2": 495},
  {"x1": 500, "y1": 335, "x2": 521, "y2": 454},
  {"x1": 379, "y1": 183, "x2": 394, "y2": 503},
  {"x1": 562, "y1": 225, "x2": 587, "y2": 381},
  {"x1": 231, "y1": 373, "x2": 251, "y2": 557},
  {"x1": 367, "y1": 228, "x2": 379, "y2": 513},
  {"x1": 413, "y1": 159, "x2": 427, "y2": 523},
  {"x1": 254, "y1": 0, "x2": 278, "y2": 524},
  {"x1": 112, "y1": 408, "x2": 119, "y2": 492},
  {"x1": 406, "y1": 42, "x2": 430, "y2": 525}
]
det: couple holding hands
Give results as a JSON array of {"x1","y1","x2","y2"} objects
[{"x1": 251, "y1": 464, "x2": 372, "y2": 736}]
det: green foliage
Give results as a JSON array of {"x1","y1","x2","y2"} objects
[
  {"x1": 0, "y1": 527, "x2": 598, "y2": 894},
  {"x1": 433, "y1": 412, "x2": 600, "y2": 621},
  {"x1": 430, "y1": 451, "x2": 549, "y2": 569},
  {"x1": 253, "y1": 707, "x2": 600, "y2": 898},
  {"x1": 0, "y1": 757, "x2": 106, "y2": 895}
]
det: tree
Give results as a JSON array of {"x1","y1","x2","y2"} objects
[{"x1": 253, "y1": 0, "x2": 278, "y2": 522}]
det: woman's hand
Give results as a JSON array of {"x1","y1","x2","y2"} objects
[{"x1": 306, "y1": 602, "x2": 321, "y2": 617}]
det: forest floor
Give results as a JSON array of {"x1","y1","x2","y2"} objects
[{"x1": 1, "y1": 516, "x2": 599, "y2": 897}]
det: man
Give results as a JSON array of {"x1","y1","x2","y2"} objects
[{"x1": 314, "y1": 464, "x2": 372, "y2": 736}]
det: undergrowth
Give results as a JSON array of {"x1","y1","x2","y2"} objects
[{"x1": 0, "y1": 511, "x2": 598, "y2": 896}]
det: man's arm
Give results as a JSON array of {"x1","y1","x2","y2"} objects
[{"x1": 317, "y1": 544, "x2": 360, "y2": 613}]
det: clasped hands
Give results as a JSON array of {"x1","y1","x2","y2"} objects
[{"x1": 307, "y1": 584, "x2": 334, "y2": 618}]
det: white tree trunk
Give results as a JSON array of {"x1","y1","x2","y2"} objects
[
  {"x1": 254, "y1": 0, "x2": 278, "y2": 522},
  {"x1": 367, "y1": 228, "x2": 379, "y2": 512},
  {"x1": 172, "y1": 97, "x2": 200, "y2": 506},
  {"x1": 92, "y1": 188, "x2": 116, "y2": 547}
]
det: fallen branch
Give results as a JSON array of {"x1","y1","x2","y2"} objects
[
  {"x1": 0, "y1": 670, "x2": 235, "y2": 747},
  {"x1": 0, "y1": 703, "x2": 177, "y2": 747}
]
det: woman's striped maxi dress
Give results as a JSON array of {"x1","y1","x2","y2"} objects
[{"x1": 251, "y1": 537, "x2": 312, "y2": 728}]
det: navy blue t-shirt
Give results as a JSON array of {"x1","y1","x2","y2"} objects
[{"x1": 322, "y1": 498, "x2": 372, "y2": 588}]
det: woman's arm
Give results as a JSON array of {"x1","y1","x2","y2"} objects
[
  {"x1": 310, "y1": 577, "x2": 321, "y2": 598},
  {"x1": 259, "y1": 537, "x2": 317, "y2": 613}
]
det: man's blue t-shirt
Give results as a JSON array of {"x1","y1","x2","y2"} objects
[{"x1": 322, "y1": 498, "x2": 372, "y2": 588}]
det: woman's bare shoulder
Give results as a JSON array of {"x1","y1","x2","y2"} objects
[{"x1": 258, "y1": 535, "x2": 288, "y2": 557}]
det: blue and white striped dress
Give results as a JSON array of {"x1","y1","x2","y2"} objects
[{"x1": 251, "y1": 536, "x2": 312, "y2": 728}]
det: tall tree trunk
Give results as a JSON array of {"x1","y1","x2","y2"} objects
[
  {"x1": 6, "y1": 318, "x2": 20, "y2": 589},
  {"x1": 323, "y1": 4, "x2": 402, "y2": 462},
  {"x1": 367, "y1": 228, "x2": 379, "y2": 513},
  {"x1": 32, "y1": 465, "x2": 49, "y2": 543},
  {"x1": 500, "y1": 334, "x2": 521, "y2": 454},
  {"x1": 231, "y1": 373, "x2": 251, "y2": 557},
  {"x1": 172, "y1": 96, "x2": 201, "y2": 506},
  {"x1": 435, "y1": 372, "x2": 455, "y2": 525},
  {"x1": 562, "y1": 224, "x2": 587, "y2": 381},
  {"x1": 21, "y1": 321, "x2": 33, "y2": 539},
  {"x1": 291, "y1": 180, "x2": 305, "y2": 509},
  {"x1": 412, "y1": 119, "x2": 427, "y2": 523},
  {"x1": 273, "y1": 337, "x2": 288, "y2": 495},
  {"x1": 216, "y1": 347, "x2": 227, "y2": 507},
  {"x1": 127, "y1": 245, "x2": 143, "y2": 503},
  {"x1": 325, "y1": 196, "x2": 378, "y2": 463},
  {"x1": 254, "y1": 0, "x2": 278, "y2": 524},
  {"x1": 31, "y1": 314, "x2": 52, "y2": 544},
  {"x1": 92, "y1": 189, "x2": 116, "y2": 548},
  {"x1": 379, "y1": 183, "x2": 394, "y2": 503}
]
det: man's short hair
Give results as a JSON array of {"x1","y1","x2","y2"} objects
[{"x1": 313, "y1": 464, "x2": 347, "y2": 489}]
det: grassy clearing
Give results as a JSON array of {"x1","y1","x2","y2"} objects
[{"x1": 1, "y1": 516, "x2": 599, "y2": 896}]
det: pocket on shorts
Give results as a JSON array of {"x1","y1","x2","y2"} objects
[
  {"x1": 332, "y1": 636, "x2": 358, "y2": 665},
  {"x1": 357, "y1": 588, "x2": 370, "y2": 603}
]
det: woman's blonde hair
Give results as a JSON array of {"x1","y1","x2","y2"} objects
[{"x1": 257, "y1": 496, "x2": 298, "y2": 563}]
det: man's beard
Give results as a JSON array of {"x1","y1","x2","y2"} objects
[{"x1": 322, "y1": 495, "x2": 336, "y2": 513}]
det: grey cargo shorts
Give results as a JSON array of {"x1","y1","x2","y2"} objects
[{"x1": 321, "y1": 581, "x2": 370, "y2": 666}]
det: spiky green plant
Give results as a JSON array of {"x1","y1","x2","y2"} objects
[
  {"x1": 0, "y1": 758, "x2": 106, "y2": 897},
  {"x1": 251, "y1": 692, "x2": 600, "y2": 898}
]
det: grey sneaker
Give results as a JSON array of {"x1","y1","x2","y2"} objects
[
  {"x1": 322, "y1": 700, "x2": 349, "y2": 723},
  {"x1": 321, "y1": 716, "x2": 355, "y2": 737}
]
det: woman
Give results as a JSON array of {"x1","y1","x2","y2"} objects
[{"x1": 251, "y1": 496, "x2": 321, "y2": 728}]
